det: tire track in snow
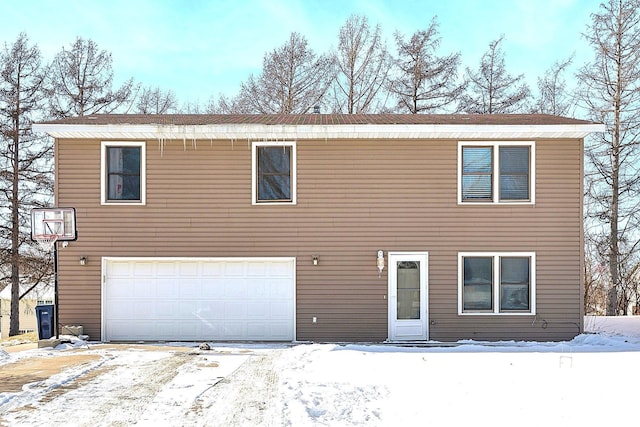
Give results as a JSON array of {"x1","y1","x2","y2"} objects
[
  {"x1": 2, "y1": 351, "x2": 191, "y2": 427},
  {"x1": 189, "y1": 350, "x2": 283, "y2": 427}
]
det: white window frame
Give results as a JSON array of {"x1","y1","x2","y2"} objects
[
  {"x1": 458, "y1": 252, "x2": 536, "y2": 315},
  {"x1": 457, "y1": 141, "x2": 535, "y2": 205},
  {"x1": 252, "y1": 141, "x2": 297, "y2": 205},
  {"x1": 100, "y1": 141, "x2": 146, "y2": 205}
]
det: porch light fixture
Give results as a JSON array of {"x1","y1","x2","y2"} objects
[
  {"x1": 377, "y1": 250, "x2": 384, "y2": 277},
  {"x1": 312, "y1": 255, "x2": 319, "y2": 266},
  {"x1": 79, "y1": 256, "x2": 87, "y2": 266}
]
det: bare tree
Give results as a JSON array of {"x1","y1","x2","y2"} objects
[
  {"x1": 389, "y1": 18, "x2": 465, "y2": 113},
  {"x1": 47, "y1": 37, "x2": 136, "y2": 117},
  {"x1": 134, "y1": 86, "x2": 178, "y2": 114},
  {"x1": 577, "y1": 0, "x2": 640, "y2": 316},
  {"x1": 209, "y1": 93, "x2": 253, "y2": 114},
  {"x1": 0, "y1": 33, "x2": 52, "y2": 336},
  {"x1": 234, "y1": 32, "x2": 334, "y2": 114},
  {"x1": 584, "y1": 248, "x2": 608, "y2": 315},
  {"x1": 458, "y1": 35, "x2": 530, "y2": 114},
  {"x1": 331, "y1": 15, "x2": 391, "y2": 113},
  {"x1": 532, "y1": 56, "x2": 575, "y2": 116}
]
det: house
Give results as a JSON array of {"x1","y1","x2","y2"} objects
[
  {"x1": 33, "y1": 114, "x2": 604, "y2": 343},
  {"x1": 0, "y1": 285, "x2": 53, "y2": 339}
]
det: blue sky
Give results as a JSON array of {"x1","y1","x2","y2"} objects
[{"x1": 1, "y1": 0, "x2": 599, "y2": 106}]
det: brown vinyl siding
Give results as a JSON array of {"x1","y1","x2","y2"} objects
[{"x1": 54, "y1": 137, "x2": 583, "y2": 342}]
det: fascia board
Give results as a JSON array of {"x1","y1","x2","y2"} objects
[{"x1": 32, "y1": 123, "x2": 606, "y2": 140}]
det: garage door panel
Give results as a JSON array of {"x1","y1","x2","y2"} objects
[
  {"x1": 224, "y1": 262, "x2": 245, "y2": 276},
  {"x1": 107, "y1": 278, "x2": 137, "y2": 297},
  {"x1": 246, "y1": 301, "x2": 268, "y2": 319},
  {"x1": 107, "y1": 302, "x2": 130, "y2": 319},
  {"x1": 108, "y1": 261, "x2": 133, "y2": 275},
  {"x1": 269, "y1": 323, "x2": 293, "y2": 340},
  {"x1": 104, "y1": 258, "x2": 295, "y2": 341},
  {"x1": 156, "y1": 279, "x2": 179, "y2": 298},
  {"x1": 179, "y1": 282, "x2": 201, "y2": 298},
  {"x1": 222, "y1": 322, "x2": 244, "y2": 339},
  {"x1": 224, "y1": 302, "x2": 248, "y2": 319},
  {"x1": 156, "y1": 301, "x2": 175, "y2": 317},
  {"x1": 269, "y1": 261, "x2": 294, "y2": 277},
  {"x1": 224, "y1": 280, "x2": 249, "y2": 298},
  {"x1": 199, "y1": 301, "x2": 225, "y2": 318},
  {"x1": 178, "y1": 262, "x2": 199, "y2": 276},
  {"x1": 108, "y1": 320, "x2": 155, "y2": 340},
  {"x1": 271, "y1": 301, "x2": 294, "y2": 318},
  {"x1": 247, "y1": 282, "x2": 267, "y2": 298},
  {"x1": 133, "y1": 262, "x2": 154, "y2": 276},
  {"x1": 201, "y1": 262, "x2": 223, "y2": 276},
  {"x1": 134, "y1": 279, "x2": 155, "y2": 298},
  {"x1": 176, "y1": 322, "x2": 201, "y2": 340},
  {"x1": 246, "y1": 262, "x2": 267, "y2": 277},
  {"x1": 270, "y1": 281, "x2": 294, "y2": 298}
]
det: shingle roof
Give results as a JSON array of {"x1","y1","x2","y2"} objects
[{"x1": 38, "y1": 113, "x2": 596, "y2": 126}]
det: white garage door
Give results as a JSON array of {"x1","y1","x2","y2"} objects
[{"x1": 102, "y1": 257, "x2": 295, "y2": 342}]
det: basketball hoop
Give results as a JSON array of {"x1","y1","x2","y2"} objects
[
  {"x1": 34, "y1": 233, "x2": 60, "y2": 252},
  {"x1": 34, "y1": 218, "x2": 64, "y2": 252}
]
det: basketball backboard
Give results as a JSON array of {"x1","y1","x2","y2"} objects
[{"x1": 31, "y1": 207, "x2": 77, "y2": 241}]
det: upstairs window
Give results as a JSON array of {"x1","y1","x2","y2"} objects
[
  {"x1": 101, "y1": 141, "x2": 146, "y2": 205},
  {"x1": 252, "y1": 142, "x2": 296, "y2": 204},
  {"x1": 459, "y1": 142, "x2": 534, "y2": 204}
]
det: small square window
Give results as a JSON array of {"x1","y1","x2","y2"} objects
[
  {"x1": 101, "y1": 142, "x2": 146, "y2": 205},
  {"x1": 252, "y1": 142, "x2": 296, "y2": 204}
]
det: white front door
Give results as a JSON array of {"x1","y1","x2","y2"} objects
[{"x1": 388, "y1": 252, "x2": 428, "y2": 341}]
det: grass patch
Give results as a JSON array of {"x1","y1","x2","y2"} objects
[{"x1": 0, "y1": 331, "x2": 38, "y2": 346}]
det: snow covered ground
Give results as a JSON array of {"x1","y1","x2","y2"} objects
[{"x1": 1, "y1": 317, "x2": 639, "y2": 426}]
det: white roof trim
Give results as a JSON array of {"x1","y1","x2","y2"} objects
[{"x1": 32, "y1": 123, "x2": 605, "y2": 140}]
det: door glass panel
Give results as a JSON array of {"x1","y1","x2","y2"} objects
[{"x1": 397, "y1": 261, "x2": 420, "y2": 320}]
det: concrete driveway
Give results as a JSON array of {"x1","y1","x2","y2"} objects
[{"x1": 0, "y1": 342, "x2": 284, "y2": 426}]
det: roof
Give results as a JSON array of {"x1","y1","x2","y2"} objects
[
  {"x1": 0, "y1": 284, "x2": 53, "y2": 301},
  {"x1": 33, "y1": 113, "x2": 604, "y2": 140}
]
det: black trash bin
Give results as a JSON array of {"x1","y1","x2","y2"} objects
[{"x1": 35, "y1": 304, "x2": 55, "y2": 339}]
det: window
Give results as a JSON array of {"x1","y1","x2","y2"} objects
[
  {"x1": 252, "y1": 141, "x2": 296, "y2": 204},
  {"x1": 458, "y1": 142, "x2": 534, "y2": 204},
  {"x1": 458, "y1": 252, "x2": 536, "y2": 315},
  {"x1": 101, "y1": 142, "x2": 146, "y2": 205}
]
